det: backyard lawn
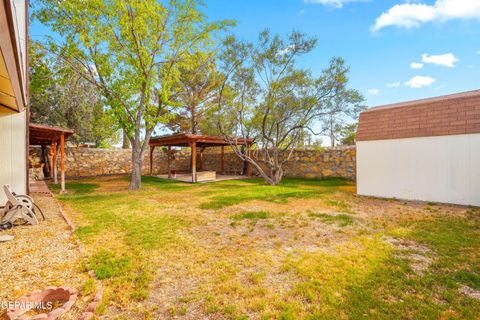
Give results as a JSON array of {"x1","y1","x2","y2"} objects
[{"x1": 52, "y1": 176, "x2": 480, "y2": 319}]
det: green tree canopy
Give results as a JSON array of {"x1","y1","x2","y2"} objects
[
  {"x1": 216, "y1": 30, "x2": 362, "y2": 185},
  {"x1": 34, "y1": 0, "x2": 233, "y2": 189},
  {"x1": 29, "y1": 41, "x2": 118, "y2": 147}
]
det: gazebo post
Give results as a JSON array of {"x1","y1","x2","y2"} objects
[
  {"x1": 247, "y1": 142, "x2": 252, "y2": 177},
  {"x1": 220, "y1": 145, "x2": 224, "y2": 174},
  {"x1": 60, "y1": 132, "x2": 65, "y2": 194},
  {"x1": 52, "y1": 142, "x2": 58, "y2": 184},
  {"x1": 167, "y1": 146, "x2": 171, "y2": 179},
  {"x1": 149, "y1": 145, "x2": 155, "y2": 175},
  {"x1": 191, "y1": 142, "x2": 197, "y2": 183}
]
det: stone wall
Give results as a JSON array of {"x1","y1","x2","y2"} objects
[{"x1": 29, "y1": 145, "x2": 356, "y2": 180}]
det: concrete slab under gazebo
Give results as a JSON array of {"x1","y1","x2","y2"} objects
[
  {"x1": 29, "y1": 123, "x2": 74, "y2": 193},
  {"x1": 148, "y1": 133, "x2": 254, "y2": 183}
]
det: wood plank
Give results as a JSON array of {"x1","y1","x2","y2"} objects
[
  {"x1": 167, "y1": 146, "x2": 171, "y2": 179},
  {"x1": 191, "y1": 142, "x2": 197, "y2": 183},
  {"x1": 220, "y1": 145, "x2": 224, "y2": 174},
  {"x1": 60, "y1": 133, "x2": 65, "y2": 193}
]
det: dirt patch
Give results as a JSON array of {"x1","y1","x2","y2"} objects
[
  {"x1": 459, "y1": 285, "x2": 480, "y2": 300},
  {"x1": 385, "y1": 237, "x2": 435, "y2": 276}
]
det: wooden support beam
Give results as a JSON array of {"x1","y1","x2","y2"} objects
[
  {"x1": 247, "y1": 143, "x2": 252, "y2": 177},
  {"x1": 199, "y1": 146, "x2": 206, "y2": 171},
  {"x1": 60, "y1": 133, "x2": 65, "y2": 194},
  {"x1": 167, "y1": 146, "x2": 171, "y2": 179},
  {"x1": 149, "y1": 146, "x2": 155, "y2": 175},
  {"x1": 53, "y1": 142, "x2": 57, "y2": 184},
  {"x1": 220, "y1": 145, "x2": 224, "y2": 174},
  {"x1": 191, "y1": 142, "x2": 197, "y2": 183}
]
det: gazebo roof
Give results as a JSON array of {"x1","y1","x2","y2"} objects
[
  {"x1": 149, "y1": 133, "x2": 253, "y2": 147},
  {"x1": 29, "y1": 123, "x2": 74, "y2": 145}
]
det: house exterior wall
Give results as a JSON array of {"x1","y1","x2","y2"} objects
[
  {"x1": 357, "y1": 133, "x2": 480, "y2": 206},
  {"x1": 0, "y1": 111, "x2": 27, "y2": 203}
]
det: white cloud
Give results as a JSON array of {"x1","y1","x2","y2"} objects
[
  {"x1": 386, "y1": 82, "x2": 401, "y2": 88},
  {"x1": 278, "y1": 44, "x2": 296, "y2": 56},
  {"x1": 368, "y1": 88, "x2": 380, "y2": 95},
  {"x1": 372, "y1": 0, "x2": 480, "y2": 31},
  {"x1": 421, "y1": 53, "x2": 458, "y2": 68},
  {"x1": 476, "y1": 50, "x2": 480, "y2": 54},
  {"x1": 404, "y1": 75, "x2": 436, "y2": 88},
  {"x1": 410, "y1": 62, "x2": 424, "y2": 69},
  {"x1": 304, "y1": 0, "x2": 366, "y2": 8}
]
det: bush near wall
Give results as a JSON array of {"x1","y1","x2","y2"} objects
[{"x1": 29, "y1": 145, "x2": 356, "y2": 180}]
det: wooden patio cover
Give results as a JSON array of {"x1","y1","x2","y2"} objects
[
  {"x1": 148, "y1": 133, "x2": 254, "y2": 182},
  {"x1": 29, "y1": 123, "x2": 74, "y2": 193}
]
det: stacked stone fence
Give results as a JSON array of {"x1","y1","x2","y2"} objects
[{"x1": 29, "y1": 145, "x2": 356, "y2": 180}]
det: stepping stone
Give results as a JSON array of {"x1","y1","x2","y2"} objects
[{"x1": 0, "y1": 235, "x2": 14, "y2": 242}]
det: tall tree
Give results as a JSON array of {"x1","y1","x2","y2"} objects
[
  {"x1": 168, "y1": 51, "x2": 223, "y2": 134},
  {"x1": 216, "y1": 31, "x2": 361, "y2": 185},
  {"x1": 29, "y1": 41, "x2": 118, "y2": 147},
  {"x1": 337, "y1": 122, "x2": 358, "y2": 146},
  {"x1": 35, "y1": 0, "x2": 232, "y2": 189},
  {"x1": 320, "y1": 66, "x2": 365, "y2": 147}
]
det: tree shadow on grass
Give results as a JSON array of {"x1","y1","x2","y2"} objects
[
  {"x1": 49, "y1": 181, "x2": 99, "y2": 195},
  {"x1": 198, "y1": 178, "x2": 352, "y2": 209},
  {"x1": 140, "y1": 176, "x2": 191, "y2": 191}
]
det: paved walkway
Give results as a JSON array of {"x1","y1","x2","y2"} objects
[{"x1": 29, "y1": 180, "x2": 53, "y2": 196}]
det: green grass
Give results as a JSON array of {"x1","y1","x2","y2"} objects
[
  {"x1": 309, "y1": 212, "x2": 354, "y2": 226},
  {"x1": 53, "y1": 177, "x2": 185, "y2": 304},
  {"x1": 337, "y1": 215, "x2": 480, "y2": 320},
  {"x1": 89, "y1": 250, "x2": 132, "y2": 280},
  {"x1": 198, "y1": 178, "x2": 351, "y2": 209},
  {"x1": 231, "y1": 211, "x2": 269, "y2": 226},
  {"x1": 49, "y1": 181, "x2": 99, "y2": 194}
]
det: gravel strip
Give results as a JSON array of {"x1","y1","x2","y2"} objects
[{"x1": 0, "y1": 194, "x2": 88, "y2": 319}]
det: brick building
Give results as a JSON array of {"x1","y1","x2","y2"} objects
[{"x1": 356, "y1": 90, "x2": 480, "y2": 206}]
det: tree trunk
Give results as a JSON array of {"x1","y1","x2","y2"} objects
[
  {"x1": 122, "y1": 129, "x2": 131, "y2": 149},
  {"x1": 130, "y1": 143, "x2": 143, "y2": 190},
  {"x1": 191, "y1": 105, "x2": 197, "y2": 134}
]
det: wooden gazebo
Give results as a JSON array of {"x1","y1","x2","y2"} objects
[
  {"x1": 29, "y1": 123, "x2": 74, "y2": 193},
  {"x1": 149, "y1": 133, "x2": 254, "y2": 183}
]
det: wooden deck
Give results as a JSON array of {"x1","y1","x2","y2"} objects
[{"x1": 154, "y1": 174, "x2": 250, "y2": 183}]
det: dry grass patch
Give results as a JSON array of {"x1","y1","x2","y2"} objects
[{"x1": 53, "y1": 176, "x2": 480, "y2": 319}]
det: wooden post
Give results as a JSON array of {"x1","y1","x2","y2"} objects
[
  {"x1": 220, "y1": 145, "x2": 224, "y2": 174},
  {"x1": 191, "y1": 142, "x2": 197, "y2": 183},
  {"x1": 149, "y1": 146, "x2": 155, "y2": 175},
  {"x1": 199, "y1": 147, "x2": 205, "y2": 171},
  {"x1": 167, "y1": 146, "x2": 171, "y2": 179},
  {"x1": 53, "y1": 142, "x2": 57, "y2": 184},
  {"x1": 247, "y1": 143, "x2": 252, "y2": 177},
  {"x1": 60, "y1": 133, "x2": 65, "y2": 194}
]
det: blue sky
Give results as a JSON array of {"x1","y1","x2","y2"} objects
[
  {"x1": 201, "y1": 0, "x2": 480, "y2": 108},
  {"x1": 30, "y1": 0, "x2": 480, "y2": 108}
]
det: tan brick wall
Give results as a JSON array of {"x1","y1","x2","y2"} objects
[
  {"x1": 29, "y1": 145, "x2": 356, "y2": 180},
  {"x1": 357, "y1": 90, "x2": 480, "y2": 141}
]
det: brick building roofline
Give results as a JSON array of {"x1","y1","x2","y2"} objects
[
  {"x1": 364, "y1": 89, "x2": 480, "y2": 113},
  {"x1": 357, "y1": 89, "x2": 480, "y2": 141}
]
